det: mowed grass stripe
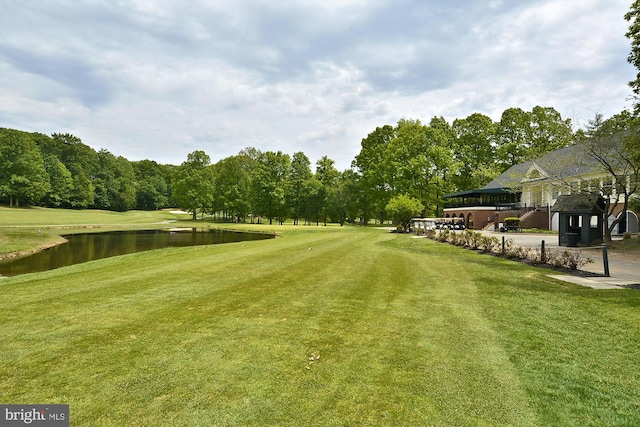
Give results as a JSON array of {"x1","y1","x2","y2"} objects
[{"x1": 1, "y1": 225, "x2": 639, "y2": 425}]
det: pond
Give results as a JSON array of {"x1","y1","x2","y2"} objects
[{"x1": 0, "y1": 228, "x2": 274, "y2": 277}]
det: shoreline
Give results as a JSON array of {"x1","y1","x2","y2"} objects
[{"x1": 0, "y1": 237, "x2": 69, "y2": 261}]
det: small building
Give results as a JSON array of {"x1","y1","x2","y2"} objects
[{"x1": 551, "y1": 194, "x2": 605, "y2": 247}]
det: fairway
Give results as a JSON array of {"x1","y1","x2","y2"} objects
[{"x1": 1, "y1": 222, "x2": 639, "y2": 426}]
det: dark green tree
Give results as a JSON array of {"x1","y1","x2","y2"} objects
[
  {"x1": 53, "y1": 133, "x2": 96, "y2": 208},
  {"x1": 314, "y1": 156, "x2": 340, "y2": 225},
  {"x1": 287, "y1": 152, "x2": 313, "y2": 225},
  {"x1": 0, "y1": 129, "x2": 50, "y2": 206},
  {"x1": 92, "y1": 150, "x2": 137, "y2": 211},
  {"x1": 43, "y1": 154, "x2": 73, "y2": 207},
  {"x1": 495, "y1": 108, "x2": 533, "y2": 170},
  {"x1": 132, "y1": 160, "x2": 172, "y2": 210},
  {"x1": 452, "y1": 113, "x2": 498, "y2": 191}
]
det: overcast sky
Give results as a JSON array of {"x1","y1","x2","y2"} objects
[{"x1": 0, "y1": 0, "x2": 635, "y2": 170}]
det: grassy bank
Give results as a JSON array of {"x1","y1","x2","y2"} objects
[
  {"x1": 1, "y1": 208, "x2": 639, "y2": 425},
  {"x1": 0, "y1": 207, "x2": 192, "y2": 257}
]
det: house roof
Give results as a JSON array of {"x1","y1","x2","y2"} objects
[{"x1": 483, "y1": 143, "x2": 610, "y2": 191}]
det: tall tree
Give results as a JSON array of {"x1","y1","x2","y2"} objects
[
  {"x1": 93, "y1": 150, "x2": 137, "y2": 211},
  {"x1": 53, "y1": 133, "x2": 96, "y2": 208},
  {"x1": 314, "y1": 156, "x2": 340, "y2": 225},
  {"x1": 452, "y1": 113, "x2": 497, "y2": 191},
  {"x1": 528, "y1": 106, "x2": 574, "y2": 159},
  {"x1": 250, "y1": 151, "x2": 290, "y2": 225},
  {"x1": 287, "y1": 152, "x2": 312, "y2": 225},
  {"x1": 172, "y1": 150, "x2": 215, "y2": 220},
  {"x1": 43, "y1": 154, "x2": 73, "y2": 207},
  {"x1": 0, "y1": 129, "x2": 50, "y2": 206},
  {"x1": 331, "y1": 169, "x2": 360, "y2": 226},
  {"x1": 212, "y1": 154, "x2": 253, "y2": 221},
  {"x1": 626, "y1": 0, "x2": 640, "y2": 113},
  {"x1": 132, "y1": 160, "x2": 171, "y2": 210},
  {"x1": 495, "y1": 107, "x2": 533, "y2": 170},
  {"x1": 352, "y1": 125, "x2": 395, "y2": 224},
  {"x1": 385, "y1": 118, "x2": 454, "y2": 217}
]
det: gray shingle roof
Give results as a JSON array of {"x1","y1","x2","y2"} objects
[{"x1": 483, "y1": 143, "x2": 610, "y2": 190}]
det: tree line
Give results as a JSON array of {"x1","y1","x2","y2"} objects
[{"x1": 2, "y1": 105, "x2": 636, "y2": 226}]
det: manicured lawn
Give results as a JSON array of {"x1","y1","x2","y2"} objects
[
  {"x1": 1, "y1": 210, "x2": 639, "y2": 425},
  {"x1": 0, "y1": 206, "x2": 186, "y2": 227}
]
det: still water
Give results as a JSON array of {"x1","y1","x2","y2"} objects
[{"x1": 0, "y1": 228, "x2": 274, "y2": 277}]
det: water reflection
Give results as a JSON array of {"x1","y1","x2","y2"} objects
[{"x1": 0, "y1": 228, "x2": 273, "y2": 277}]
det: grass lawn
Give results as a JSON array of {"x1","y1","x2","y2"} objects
[{"x1": 1, "y1": 208, "x2": 639, "y2": 425}]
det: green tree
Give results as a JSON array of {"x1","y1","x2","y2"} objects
[
  {"x1": 452, "y1": 113, "x2": 497, "y2": 191},
  {"x1": 287, "y1": 152, "x2": 313, "y2": 225},
  {"x1": 626, "y1": 0, "x2": 640, "y2": 113},
  {"x1": 331, "y1": 169, "x2": 360, "y2": 225},
  {"x1": 495, "y1": 107, "x2": 533, "y2": 170},
  {"x1": 132, "y1": 160, "x2": 171, "y2": 210},
  {"x1": 352, "y1": 125, "x2": 395, "y2": 224},
  {"x1": 385, "y1": 118, "x2": 454, "y2": 217},
  {"x1": 303, "y1": 176, "x2": 325, "y2": 226},
  {"x1": 386, "y1": 194, "x2": 424, "y2": 232},
  {"x1": 53, "y1": 133, "x2": 96, "y2": 208},
  {"x1": 314, "y1": 156, "x2": 340, "y2": 225},
  {"x1": 92, "y1": 150, "x2": 137, "y2": 211},
  {"x1": 212, "y1": 154, "x2": 254, "y2": 221},
  {"x1": 0, "y1": 128, "x2": 50, "y2": 206},
  {"x1": 172, "y1": 150, "x2": 215, "y2": 220},
  {"x1": 529, "y1": 106, "x2": 574, "y2": 159},
  {"x1": 136, "y1": 176, "x2": 168, "y2": 210},
  {"x1": 249, "y1": 151, "x2": 290, "y2": 225},
  {"x1": 43, "y1": 154, "x2": 73, "y2": 207}
]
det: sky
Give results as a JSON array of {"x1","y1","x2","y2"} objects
[{"x1": 0, "y1": 0, "x2": 636, "y2": 171}]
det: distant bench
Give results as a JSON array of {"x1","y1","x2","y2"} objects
[{"x1": 504, "y1": 226, "x2": 523, "y2": 233}]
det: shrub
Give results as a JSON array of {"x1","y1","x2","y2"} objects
[
  {"x1": 436, "y1": 228, "x2": 450, "y2": 242},
  {"x1": 504, "y1": 217, "x2": 520, "y2": 227},
  {"x1": 478, "y1": 235, "x2": 500, "y2": 252},
  {"x1": 430, "y1": 228, "x2": 592, "y2": 271},
  {"x1": 546, "y1": 250, "x2": 594, "y2": 270}
]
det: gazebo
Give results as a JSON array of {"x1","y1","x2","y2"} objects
[{"x1": 551, "y1": 194, "x2": 605, "y2": 247}]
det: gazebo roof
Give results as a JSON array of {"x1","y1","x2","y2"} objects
[{"x1": 550, "y1": 194, "x2": 605, "y2": 214}]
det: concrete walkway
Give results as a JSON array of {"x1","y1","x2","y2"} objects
[{"x1": 479, "y1": 231, "x2": 639, "y2": 289}]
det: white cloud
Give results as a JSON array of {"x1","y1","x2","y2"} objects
[{"x1": 0, "y1": 0, "x2": 635, "y2": 170}]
